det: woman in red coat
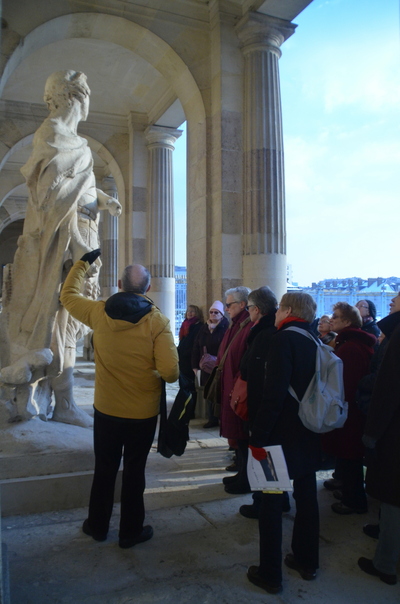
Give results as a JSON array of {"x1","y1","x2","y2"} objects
[
  {"x1": 323, "y1": 302, "x2": 375, "y2": 514},
  {"x1": 216, "y1": 286, "x2": 252, "y2": 493}
]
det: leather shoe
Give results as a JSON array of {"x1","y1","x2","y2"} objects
[
  {"x1": 363, "y1": 523, "x2": 380, "y2": 539},
  {"x1": 119, "y1": 525, "x2": 153, "y2": 549},
  {"x1": 239, "y1": 504, "x2": 259, "y2": 519},
  {"x1": 357, "y1": 557, "x2": 397, "y2": 585},
  {"x1": 284, "y1": 553, "x2": 316, "y2": 581},
  {"x1": 224, "y1": 482, "x2": 251, "y2": 494},
  {"x1": 323, "y1": 478, "x2": 343, "y2": 491},
  {"x1": 203, "y1": 420, "x2": 219, "y2": 429},
  {"x1": 223, "y1": 473, "x2": 239, "y2": 485},
  {"x1": 225, "y1": 461, "x2": 238, "y2": 472},
  {"x1": 247, "y1": 566, "x2": 282, "y2": 594},
  {"x1": 82, "y1": 519, "x2": 107, "y2": 542},
  {"x1": 331, "y1": 502, "x2": 367, "y2": 515}
]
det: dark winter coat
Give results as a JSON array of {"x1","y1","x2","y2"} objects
[
  {"x1": 217, "y1": 309, "x2": 252, "y2": 440},
  {"x1": 365, "y1": 311, "x2": 400, "y2": 508},
  {"x1": 250, "y1": 320, "x2": 321, "y2": 480},
  {"x1": 177, "y1": 321, "x2": 203, "y2": 379},
  {"x1": 362, "y1": 319, "x2": 380, "y2": 339},
  {"x1": 191, "y1": 317, "x2": 229, "y2": 386},
  {"x1": 239, "y1": 310, "x2": 277, "y2": 428},
  {"x1": 322, "y1": 327, "x2": 375, "y2": 459}
]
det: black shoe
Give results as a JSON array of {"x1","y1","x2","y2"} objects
[
  {"x1": 223, "y1": 473, "x2": 239, "y2": 485},
  {"x1": 331, "y1": 502, "x2": 367, "y2": 515},
  {"x1": 247, "y1": 566, "x2": 282, "y2": 594},
  {"x1": 357, "y1": 557, "x2": 397, "y2": 585},
  {"x1": 224, "y1": 482, "x2": 251, "y2": 495},
  {"x1": 284, "y1": 553, "x2": 316, "y2": 581},
  {"x1": 82, "y1": 519, "x2": 107, "y2": 542},
  {"x1": 323, "y1": 478, "x2": 343, "y2": 491},
  {"x1": 239, "y1": 504, "x2": 259, "y2": 519},
  {"x1": 363, "y1": 524, "x2": 380, "y2": 539},
  {"x1": 203, "y1": 420, "x2": 219, "y2": 429},
  {"x1": 119, "y1": 525, "x2": 153, "y2": 549},
  {"x1": 332, "y1": 489, "x2": 343, "y2": 500}
]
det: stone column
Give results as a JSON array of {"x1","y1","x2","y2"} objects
[
  {"x1": 236, "y1": 13, "x2": 296, "y2": 299},
  {"x1": 100, "y1": 176, "x2": 119, "y2": 299},
  {"x1": 145, "y1": 126, "x2": 182, "y2": 335}
]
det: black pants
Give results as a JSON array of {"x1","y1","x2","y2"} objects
[
  {"x1": 335, "y1": 457, "x2": 367, "y2": 510},
  {"x1": 88, "y1": 409, "x2": 157, "y2": 540},
  {"x1": 258, "y1": 472, "x2": 319, "y2": 585}
]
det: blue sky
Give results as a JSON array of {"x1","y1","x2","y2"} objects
[{"x1": 174, "y1": 0, "x2": 400, "y2": 286}]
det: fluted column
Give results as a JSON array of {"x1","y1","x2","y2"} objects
[
  {"x1": 236, "y1": 13, "x2": 296, "y2": 299},
  {"x1": 145, "y1": 126, "x2": 182, "y2": 334},
  {"x1": 100, "y1": 176, "x2": 119, "y2": 298}
]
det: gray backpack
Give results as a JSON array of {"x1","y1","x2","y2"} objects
[{"x1": 286, "y1": 326, "x2": 348, "y2": 433}]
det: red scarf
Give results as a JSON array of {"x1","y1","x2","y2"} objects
[
  {"x1": 277, "y1": 316, "x2": 308, "y2": 331},
  {"x1": 179, "y1": 316, "x2": 198, "y2": 340}
]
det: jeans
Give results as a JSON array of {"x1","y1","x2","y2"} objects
[
  {"x1": 373, "y1": 502, "x2": 400, "y2": 575},
  {"x1": 88, "y1": 409, "x2": 157, "y2": 540},
  {"x1": 258, "y1": 472, "x2": 319, "y2": 585}
]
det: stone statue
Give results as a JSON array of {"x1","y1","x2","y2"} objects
[{"x1": 0, "y1": 70, "x2": 121, "y2": 426}]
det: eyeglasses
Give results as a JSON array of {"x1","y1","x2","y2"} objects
[
  {"x1": 357, "y1": 304, "x2": 369, "y2": 309},
  {"x1": 331, "y1": 314, "x2": 341, "y2": 320},
  {"x1": 209, "y1": 310, "x2": 220, "y2": 315},
  {"x1": 246, "y1": 304, "x2": 255, "y2": 310},
  {"x1": 225, "y1": 301, "x2": 239, "y2": 308}
]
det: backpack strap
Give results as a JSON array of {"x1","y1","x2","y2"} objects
[{"x1": 285, "y1": 326, "x2": 320, "y2": 402}]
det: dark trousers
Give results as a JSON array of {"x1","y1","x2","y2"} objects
[
  {"x1": 88, "y1": 409, "x2": 157, "y2": 540},
  {"x1": 258, "y1": 472, "x2": 319, "y2": 585},
  {"x1": 336, "y1": 457, "x2": 367, "y2": 510}
]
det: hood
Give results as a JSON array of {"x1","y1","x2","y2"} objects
[
  {"x1": 104, "y1": 292, "x2": 153, "y2": 327},
  {"x1": 335, "y1": 326, "x2": 376, "y2": 348}
]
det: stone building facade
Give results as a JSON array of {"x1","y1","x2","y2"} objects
[{"x1": 0, "y1": 0, "x2": 313, "y2": 330}]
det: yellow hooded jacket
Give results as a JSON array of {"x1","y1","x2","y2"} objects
[{"x1": 60, "y1": 260, "x2": 179, "y2": 419}]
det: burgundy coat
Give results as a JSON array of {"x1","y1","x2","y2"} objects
[
  {"x1": 322, "y1": 327, "x2": 375, "y2": 459},
  {"x1": 216, "y1": 309, "x2": 252, "y2": 440}
]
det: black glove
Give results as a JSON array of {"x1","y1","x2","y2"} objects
[{"x1": 80, "y1": 249, "x2": 101, "y2": 265}]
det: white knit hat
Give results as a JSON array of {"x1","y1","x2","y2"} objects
[{"x1": 209, "y1": 300, "x2": 224, "y2": 314}]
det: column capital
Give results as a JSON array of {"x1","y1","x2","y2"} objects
[
  {"x1": 144, "y1": 125, "x2": 182, "y2": 150},
  {"x1": 236, "y1": 12, "x2": 296, "y2": 57}
]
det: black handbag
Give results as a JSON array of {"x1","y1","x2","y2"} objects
[{"x1": 157, "y1": 379, "x2": 195, "y2": 458}]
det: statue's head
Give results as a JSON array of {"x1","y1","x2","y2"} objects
[{"x1": 44, "y1": 70, "x2": 91, "y2": 117}]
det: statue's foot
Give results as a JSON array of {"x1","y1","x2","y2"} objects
[{"x1": 51, "y1": 398, "x2": 93, "y2": 429}]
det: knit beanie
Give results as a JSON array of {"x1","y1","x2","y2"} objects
[{"x1": 209, "y1": 300, "x2": 224, "y2": 314}]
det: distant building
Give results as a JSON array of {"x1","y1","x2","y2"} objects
[
  {"x1": 301, "y1": 277, "x2": 400, "y2": 319},
  {"x1": 175, "y1": 266, "x2": 187, "y2": 336}
]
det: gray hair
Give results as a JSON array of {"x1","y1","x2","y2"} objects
[
  {"x1": 225, "y1": 286, "x2": 251, "y2": 304},
  {"x1": 121, "y1": 264, "x2": 151, "y2": 294},
  {"x1": 280, "y1": 292, "x2": 317, "y2": 324},
  {"x1": 248, "y1": 286, "x2": 278, "y2": 316}
]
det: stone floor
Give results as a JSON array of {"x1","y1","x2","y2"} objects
[{"x1": 1, "y1": 356, "x2": 400, "y2": 603}]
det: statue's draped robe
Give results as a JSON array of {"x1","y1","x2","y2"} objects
[{"x1": 6, "y1": 117, "x2": 94, "y2": 374}]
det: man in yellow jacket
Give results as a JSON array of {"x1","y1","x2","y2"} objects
[{"x1": 60, "y1": 249, "x2": 179, "y2": 548}]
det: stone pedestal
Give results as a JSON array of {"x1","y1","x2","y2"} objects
[
  {"x1": 100, "y1": 176, "x2": 119, "y2": 299},
  {"x1": 145, "y1": 126, "x2": 182, "y2": 334},
  {"x1": 236, "y1": 13, "x2": 296, "y2": 299}
]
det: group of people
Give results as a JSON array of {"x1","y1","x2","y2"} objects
[
  {"x1": 176, "y1": 290, "x2": 399, "y2": 593},
  {"x1": 60, "y1": 253, "x2": 399, "y2": 593}
]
